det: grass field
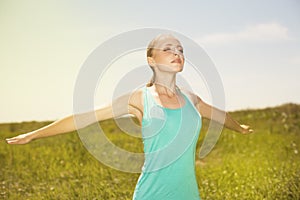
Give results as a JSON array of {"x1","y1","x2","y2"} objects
[{"x1": 0, "y1": 103, "x2": 299, "y2": 199}]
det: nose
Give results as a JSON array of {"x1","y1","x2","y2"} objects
[{"x1": 173, "y1": 48, "x2": 181, "y2": 56}]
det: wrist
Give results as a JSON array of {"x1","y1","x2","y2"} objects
[{"x1": 25, "y1": 131, "x2": 37, "y2": 141}]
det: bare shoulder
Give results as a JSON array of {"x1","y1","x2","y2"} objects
[
  {"x1": 180, "y1": 87, "x2": 212, "y2": 119},
  {"x1": 128, "y1": 87, "x2": 144, "y2": 114},
  {"x1": 180, "y1": 87, "x2": 201, "y2": 106},
  {"x1": 126, "y1": 87, "x2": 144, "y2": 125}
]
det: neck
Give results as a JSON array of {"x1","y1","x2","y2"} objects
[{"x1": 152, "y1": 72, "x2": 178, "y2": 97}]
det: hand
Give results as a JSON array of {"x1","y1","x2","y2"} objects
[
  {"x1": 6, "y1": 132, "x2": 33, "y2": 145},
  {"x1": 240, "y1": 124, "x2": 253, "y2": 134}
]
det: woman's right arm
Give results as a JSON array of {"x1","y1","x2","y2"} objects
[{"x1": 6, "y1": 90, "x2": 143, "y2": 145}]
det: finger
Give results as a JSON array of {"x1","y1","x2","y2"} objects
[
  {"x1": 245, "y1": 129, "x2": 253, "y2": 134},
  {"x1": 7, "y1": 140, "x2": 21, "y2": 144},
  {"x1": 6, "y1": 140, "x2": 15, "y2": 144},
  {"x1": 6, "y1": 139, "x2": 16, "y2": 143},
  {"x1": 241, "y1": 124, "x2": 250, "y2": 129},
  {"x1": 6, "y1": 138, "x2": 20, "y2": 144},
  {"x1": 6, "y1": 136, "x2": 19, "y2": 140},
  {"x1": 6, "y1": 138, "x2": 17, "y2": 142}
]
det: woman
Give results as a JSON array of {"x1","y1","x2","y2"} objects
[{"x1": 6, "y1": 34, "x2": 253, "y2": 199}]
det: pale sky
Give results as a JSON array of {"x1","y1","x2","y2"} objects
[{"x1": 0, "y1": 0, "x2": 300, "y2": 122}]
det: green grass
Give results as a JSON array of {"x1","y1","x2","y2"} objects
[{"x1": 0, "y1": 103, "x2": 299, "y2": 199}]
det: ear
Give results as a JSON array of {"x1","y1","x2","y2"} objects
[{"x1": 147, "y1": 57, "x2": 156, "y2": 67}]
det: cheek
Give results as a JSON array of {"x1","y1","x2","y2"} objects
[
  {"x1": 152, "y1": 56, "x2": 162, "y2": 64},
  {"x1": 154, "y1": 54, "x2": 172, "y2": 63}
]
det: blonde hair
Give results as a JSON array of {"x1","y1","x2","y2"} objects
[{"x1": 146, "y1": 33, "x2": 180, "y2": 87}]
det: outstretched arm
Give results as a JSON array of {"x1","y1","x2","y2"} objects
[
  {"x1": 195, "y1": 96, "x2": 253, "y2": 134},
  {"x1": 6, "y1": 90, "x2": 143, "y2": 145}
]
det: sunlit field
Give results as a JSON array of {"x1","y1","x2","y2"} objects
[{"x1": 1, "y1": 103, "x2": 299, "y2": 199}]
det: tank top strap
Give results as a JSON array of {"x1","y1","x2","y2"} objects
[
  {"x1": 178, "y1": 88, "x2": 192, "y2": 108},
  {"x1": 142, "y1": 86, "x2": 166, "y2": 125},
  {"x1": 179, "y1": 88, "x2": 202, "y2": 119},
  {"x1": 142, "y1": 86, "x2": 153, "y2": 123},
  {"x1": 142, "y1": 86, "x2": 149, "y2": 118}
]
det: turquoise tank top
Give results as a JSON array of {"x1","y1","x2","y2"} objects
[{"x1": 133, "y1": 86, "x2": 202, "y2": 200}]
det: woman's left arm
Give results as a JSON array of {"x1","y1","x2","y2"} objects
[{"x1": 194, "y1": 95, "x2": 253, "y2": 134}]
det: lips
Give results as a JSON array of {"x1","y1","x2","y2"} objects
[{"x1": 171, "y1": 59, "x2": 181, "y2": 63}]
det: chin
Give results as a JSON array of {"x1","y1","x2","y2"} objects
[
  {"x1": 173, "y1": 67, "x2": 183, "y2": 73},
  {"x1": 175, "y1": 64, "x2": 184, "y2": 72},
  {"x1": 172, "y1": 64, "x2": 183, "y2": 72}
]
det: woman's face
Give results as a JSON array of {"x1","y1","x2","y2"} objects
[{"x1": 148, "y1": 36, "x2": 185, "y2": 73}]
